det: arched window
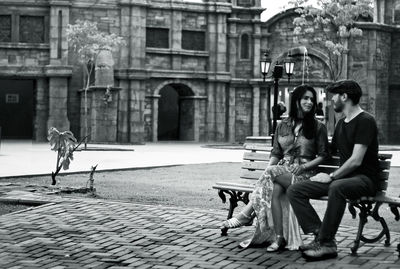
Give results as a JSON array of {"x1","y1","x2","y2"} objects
[{"x1": 240, "y1": 33, "x2": 250, "y2": 59}]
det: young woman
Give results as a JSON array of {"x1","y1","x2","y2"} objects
[{"x1": 222, "y1": 85, "x2": 329, "y2": 251}]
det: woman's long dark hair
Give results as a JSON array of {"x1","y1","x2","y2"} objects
[{"x1": 288, "y1": 84, "x2": 318, "y2": 139}]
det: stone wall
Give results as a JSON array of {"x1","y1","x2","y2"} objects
[
  {"x1": 388, "y1": 31, "x2": 400, "y2": 143},
  {"x1": 235, "y1": 87, "x2": 252, "y2": 142},
  {"x1": 69, "y1": 4, "x2": 122, "y2": 140},
  {"x1": 348, "y1": 26, "x2": 392, "y2": 143}
]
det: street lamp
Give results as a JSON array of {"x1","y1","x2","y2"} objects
[{"x1": 260, "y1": 52, "x2": 295, "y2": 144}]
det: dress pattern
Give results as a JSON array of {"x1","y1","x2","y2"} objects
[{"x1": 239, "y1": 118, "x2": 329, "y2": 250}]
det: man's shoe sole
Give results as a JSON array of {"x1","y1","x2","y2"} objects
[{"x1": 301, "y1": 251, "x2": 338, "y2": 261}]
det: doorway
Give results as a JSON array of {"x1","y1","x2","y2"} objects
[
  {"x1": 0, "y1": 79, "x2": 34, "y2": 139},
  {"x1": 157, "y1": 84, "x2": 195, "y2": 141}
]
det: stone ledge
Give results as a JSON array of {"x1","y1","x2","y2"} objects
[
  {"x1": 0, "y1": 42, "x2": 50, "y2": 50},
  {"x1": 44, "y1": 65, "x2": 73, "y2": 77}
]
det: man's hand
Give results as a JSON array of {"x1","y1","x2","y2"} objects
[
  {"x1": 310, "y1": 173, "x2": 332, "y2": 183},
  {"x1": 289, "y1": 164, "x2": 305, "y2": 176}
]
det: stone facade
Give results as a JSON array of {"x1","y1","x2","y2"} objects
[{"x1": 1, "y1": 0, "x2": 399, "y2": 144}]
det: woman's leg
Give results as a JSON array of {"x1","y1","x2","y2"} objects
[
  {"x1": 267, "y1": 172, "x2": 293, "y2": 251},
  {"x1": 271, "y1": 173, "x2": 293, "y2": 236},
  {"x1": 237, "y1": 201, "x2": 255, "y2": 221},
  {"x1": 271, "y1": 183, "x2": 285, "y2": 236}
]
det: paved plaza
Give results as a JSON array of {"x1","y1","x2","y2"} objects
[
  {"x1": 1, "y1": 196, "x2": 400, "y2": 269},
  {"x1": 0, "y1": 140, "x2": 400, "y2": 268}
]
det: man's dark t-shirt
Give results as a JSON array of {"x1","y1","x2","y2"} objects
[{"x1": 331, "y1": 111, "x2": 379, "y2": 184}]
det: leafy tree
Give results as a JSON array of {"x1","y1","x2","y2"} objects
[
  {"x1": 289, "y1": 0, "x2": 373, "y2": 81},
  {"x1": 48, "y1": 127, "x2": 82, "y2": 185},
  {"x1": 66, "y1": 20, "x2": 124, "y2": 148}
]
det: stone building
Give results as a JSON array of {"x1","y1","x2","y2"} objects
[{"x1": 0, "y1": 0, "x2": 399, "y2": 144}]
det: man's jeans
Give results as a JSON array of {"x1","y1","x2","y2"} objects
[{"x1": 287, "y1": 175, "x2": 376, "y2": 243}]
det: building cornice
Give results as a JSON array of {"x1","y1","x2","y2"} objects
[
  {"x1": 120, "y1": 0, "x2": 232, "y2": 14},
  {"x1": 356, "y1": 22, "x2": 400, "y2": 33},
  {"x1": 146, "y1": 48, "x2": 209, "y2": 57}
]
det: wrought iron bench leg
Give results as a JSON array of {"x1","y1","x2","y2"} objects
[
  {"x1": 350, "y1": 201, "x2": 390, "y2": 254},
  {"x1": 351, "y1": 206, "x2": 367, "y2": 255}
]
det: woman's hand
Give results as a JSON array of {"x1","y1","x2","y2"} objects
[{"x1": 290, "y1": 164, "x2": 306, "y2": 175}]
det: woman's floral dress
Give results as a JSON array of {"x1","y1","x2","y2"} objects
[{"x1": 239, "y1": 118, "x2": 329, "y2": 250}]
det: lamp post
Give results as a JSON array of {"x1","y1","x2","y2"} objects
[{"x1": 260, "y1": 52, "x2": 295, "y2": 144}]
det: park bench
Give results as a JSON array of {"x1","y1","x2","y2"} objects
[{"x1": 213, "y1": 136, "x2": 400, "y2": 255}]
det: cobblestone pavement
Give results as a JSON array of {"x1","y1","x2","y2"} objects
[{"x1": 0, "y1": 196, "x2": 399, "y2": 269}]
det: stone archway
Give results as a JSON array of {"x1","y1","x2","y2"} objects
[{"x1": 157, "y1": 83, "x2": 195, "y2": 141}]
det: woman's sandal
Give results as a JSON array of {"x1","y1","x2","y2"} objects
[
  {"x1": 221, "y1": 212, "x2": 254, "y2": 229},
  {"x1": 266, "y1": 235, "x2": 287, "y2": 252}
]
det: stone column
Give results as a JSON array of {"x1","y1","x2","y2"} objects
[
  {"x1": 228, "y1": 86, "x2": 236, "y2": 143},
  {"x1": 216, "y1": 13, "x2": 227, "y2": 72},
  {"x1": 34, "y1": 78, "x2": 48, "y2": 141},
  {"x1": 46, "y1": 74, "x2": 71, "y2": 132},
  {"x1": 215, "y1": 82, "x2": 227, "y2": 141},
  {"x1": 341, "y1": 38, "x2": 349, "y2": 79},
  {"x1": 149, "y1": 95, "x2": 160, "y2": 142},
  {"x1": 129, "y1": 4, "x2": 146, "y2": 68},
  {"x1": 49, "y1": 0, "x2": 70, "y2": 65},
  {"x1": 252, "y1": 85, "x2": 260, "y2": 136},
  {"x1": 46, "y1": 0, "x2": 72, "y2": 132},
  {"x1": 206, "y1": 82, "x2": 216, "y2": 141},
  {"x1": 171, "y1": 10, "x2": 182, "y2": 70},
  {"x1": 227, "y1": 19, "x2": 238, "y2": 77},
  {"x1": 193, "y1": 97, "x2": 200, "y2": 142},
  {"x1": 252, "y1": 22, "x2": 261, "y2": 78},
  {"x1": 117, "y1": 80, "x2": 130, "y2": 142},
  {"x1": 129, "y1": 80, "x2": 145, "y2": 144},
  {"x1": 207, "y1": 13, "x2": 217, "y2": 73}
]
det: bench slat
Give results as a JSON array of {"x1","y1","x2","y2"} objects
[
  {"x1": 242, "y1": 161, "x2": 267, "y2": 170},
  {"x1": 374, "y1": 193, "x2": 400, "y2": 206},
  {"x1": 213, "y1": 182, "x2": 254, "y2": 193},
  {"x1": 240, "y1": 170, "x2": 263, "y2": 180},
  {"x1": 244, "y1": 143, "x2": 271, "y2": 152},
  {"x1": 243, "y1": 152, "x2": 269, "y2": 162}
]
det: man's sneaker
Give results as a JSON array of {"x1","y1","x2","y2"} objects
[
  {"x1": 299, "y1": 239, "x2": 319, "y2": 252},
  {"x1": 299, "y1": 232, "x2": 319, "y2": 252},
  {"x1": 302, "y1": 241, "x2": 338, "y2": 261}
]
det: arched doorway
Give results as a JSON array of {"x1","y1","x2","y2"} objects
[{"x1": 157, "y1": 84, "x2": 195, "y2": 141}]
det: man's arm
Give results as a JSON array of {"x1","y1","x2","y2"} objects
[
  {"x1": 330, "y1": 144, "x2": 367, "y2": 179},
  {"x1": 310, "y1": 144, "x2": 367, "y2": 183}
]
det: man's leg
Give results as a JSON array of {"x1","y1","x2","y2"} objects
[
  {"x1": 318, "y1": 175, "x2": 376, "y2": 243},
  {"x1": 303, "y1": 175, "x2": 376, "y2": 261},
  {"x1": 287, "y1": 180, "x2": 330, "y2": 235}
]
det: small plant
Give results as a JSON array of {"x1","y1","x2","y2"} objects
[
  {"x1": 47, "y1": 127, "x2": 86, "y2": 185},
  {"x1": 87, "y1": 164, "x2": 98, "y2": 194}
]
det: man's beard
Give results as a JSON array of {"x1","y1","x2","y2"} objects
[{"x1": 333, "y1": 100, "x2": 344, "y2": 112}]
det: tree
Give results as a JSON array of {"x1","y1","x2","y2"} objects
[
  {"x1": 289, "y1": 0, "x2": 373, "y2": 81},
  {"x1": 66, "y1": 20, "x2": 124, "y2": 148}
]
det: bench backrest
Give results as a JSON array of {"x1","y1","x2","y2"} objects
[{"x1": 241, "y1": 138, "x2": 392, "y2": 193}]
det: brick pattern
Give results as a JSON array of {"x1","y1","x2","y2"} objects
[{"x1": 0, "y1": 198, "x2": 399, "y2": 268}]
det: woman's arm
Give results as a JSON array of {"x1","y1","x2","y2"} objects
[{"x1": 268, "y1": 156, "x2": 280, "y2": 166}]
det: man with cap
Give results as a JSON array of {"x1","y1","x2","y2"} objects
[{"x1": 287, "y1": 79, "x2": 379, "y2": 261}]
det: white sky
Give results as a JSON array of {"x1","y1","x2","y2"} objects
[{"x1": 182, "y1": 0, "x2": 318, "y2": 22}]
